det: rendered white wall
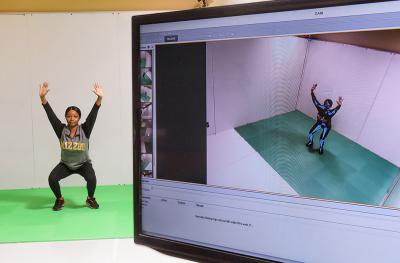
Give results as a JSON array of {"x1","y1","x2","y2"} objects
[
  {"x1": 358, "y1": 54, "x2": 400, "y2": 166},
  {"x1": 0, "y1": 12, "x2": 153, "y2": 189},
  {"x1": 296, "y1": 39, "x2": 400, "y2": 166},
  {"x1": 207, "y1": 36, "x2": 308, "y2": 134},
  {"x1": 296, "y1": 40, "x2": 392, "y2": 142},
  {"x1": 206, "y1": 42, "x2": 216, "y2": 135}
]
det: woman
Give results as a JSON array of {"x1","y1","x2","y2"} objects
[
  {"x1": 39, "y1": 81, "x2": 103, "y2": 211},
  {"x1": 306, "y1": 83, "x2": 343, "y2": 155}
]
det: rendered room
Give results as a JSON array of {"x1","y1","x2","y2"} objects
[{"x1": 206, "y1": 32, "x2": 400, "y2": 207}]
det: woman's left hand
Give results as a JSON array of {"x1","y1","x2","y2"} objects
[
  {"x1": 93, "y1": 83, "x2": 103, "y2": 106},
  {"x1": 92, "y1": 83, "x2": 103, "y2": 98},
  {"x1": 337, "y1": 96, "x2": 343, "y2": 105}
]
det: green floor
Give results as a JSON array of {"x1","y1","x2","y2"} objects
[
  {"x1": 236, "y1": 111, "x2": 400, "y2": 206},
  {"x1": 0, "y1": 185, "x2": 133, "y2": 243}
]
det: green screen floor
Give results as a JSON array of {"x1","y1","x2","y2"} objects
[
  {"x1": 236, "y1": 111, "x2": 400, "y2": 206},
  {"x1": 0, "y1": 185, "x2": 133, "y2": 243}
]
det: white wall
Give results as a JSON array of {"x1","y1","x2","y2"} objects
[
  {"x1": 296, "y1": 39, "x2": 400, "y2": 166},
  {"x1": 0, "y1": 12, "x2": 152, "y2": 189},
  {"x1": 207, "y1": 36, "x2": 308, "y2": 134},
  {"x1": 0, "y1": 15, "x2": 34, "y2": 189}
]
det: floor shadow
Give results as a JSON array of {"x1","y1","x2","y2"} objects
[
  {"x1": 0, "y1": 189, "x2": 88, "y2": 210},
  {"x1": 307, "y1": 145, "x2": 319, "y2": 154},
  {"x1": 68, "y1": 202, "x2": 87, "y2": 209},
  {"x1": 0, "y1": 191, "x2": 52, "y2": 210}
]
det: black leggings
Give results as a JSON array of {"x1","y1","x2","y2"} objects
[{"x1": 48, "y1": 162, "x2": 97, "y2": 199}]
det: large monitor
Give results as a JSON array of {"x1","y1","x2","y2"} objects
[{"x1": 132, "y1": 1, "x2": 400, "y2": 262}]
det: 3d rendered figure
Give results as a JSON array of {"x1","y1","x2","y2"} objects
[
  {"x1": 306, "y1": 83, "x2": 343, "y2": 154},
  {"x1": 39, "y1": 81, "x2": 103, "y2": 211}
]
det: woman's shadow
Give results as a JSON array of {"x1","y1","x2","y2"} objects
[{"x1": 0, "y1": 189, "x2": 86, "y2": 210}]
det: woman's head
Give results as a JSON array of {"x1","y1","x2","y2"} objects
[
  {"x1": 65, "y1": 106, "x2": 81, "y2": 128},
  {"x1": 324, "y1": 99, "x2": 333, "y2": 109}
]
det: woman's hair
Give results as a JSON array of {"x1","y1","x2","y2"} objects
[{"x1": 65, "y1": 106, "x2": 81, "y2": 118}]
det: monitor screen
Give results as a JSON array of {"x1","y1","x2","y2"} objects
[{"x1": 133, "y1": 1, "x2": 400, "y2": 262}]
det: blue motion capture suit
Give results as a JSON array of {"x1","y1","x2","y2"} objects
[{"x1": 306, "y1": 90, "x2": 341, "y2": 151}]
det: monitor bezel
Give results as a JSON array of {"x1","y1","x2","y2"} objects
[{"x1": 132, "y1": 0, "x2": 391, "y2": 262}]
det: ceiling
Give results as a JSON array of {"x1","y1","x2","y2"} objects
[{"x1": 305, "y1": 29, "x2": 400, "y2": 54}]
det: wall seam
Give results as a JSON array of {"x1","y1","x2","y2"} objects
[
  {"x1": 211, "y1": 44, "x2": 217, "y2": 135},
  {"x1": 294, "y1": 38, "x2": 311, "y2": 111}
]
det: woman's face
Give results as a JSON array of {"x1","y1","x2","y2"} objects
[{"x1": 65, "y1": 110, "x2": 80, "y2": 128}]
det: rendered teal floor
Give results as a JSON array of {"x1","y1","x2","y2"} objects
[
  {"x1": 236, "y1": 111, "x2": 399, "y2": 206},
  {"x1": 0, "y1": 185, "x2": 133, "y2": 243}
]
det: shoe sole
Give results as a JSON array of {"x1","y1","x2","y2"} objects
[
  {"x1": 53, "y1": 203, "x2": 64, "y2": 211},
  {"x1": 86, "y1": 202, "x2": 99, "y2": 209}
]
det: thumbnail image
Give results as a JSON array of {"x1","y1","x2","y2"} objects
[
  {"x1": 141, "y1": 154, "x2": 153, "y2": 178},
  {"x1": 141, "y1": 85, "x2": 152, "y2": 102},
  {"x1": 141, "y1": 68, "x2": 152, "y2": 86},
  {"x1": 141, "y1": 103, "x2": 152, "y2": 120},
  {"x1": 140, "y1": 50, "x2": 152, "y2": 68},
  {"x1": 141, "y1": 119, "x2": 153, "y2": 154}
]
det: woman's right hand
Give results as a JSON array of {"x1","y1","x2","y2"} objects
[
  {"x1": 311, "y1": 83, "x2": 317, "y2": 91},
  {"x1": 39, "y1": 81, "x2": 49, "y2": 104}
]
